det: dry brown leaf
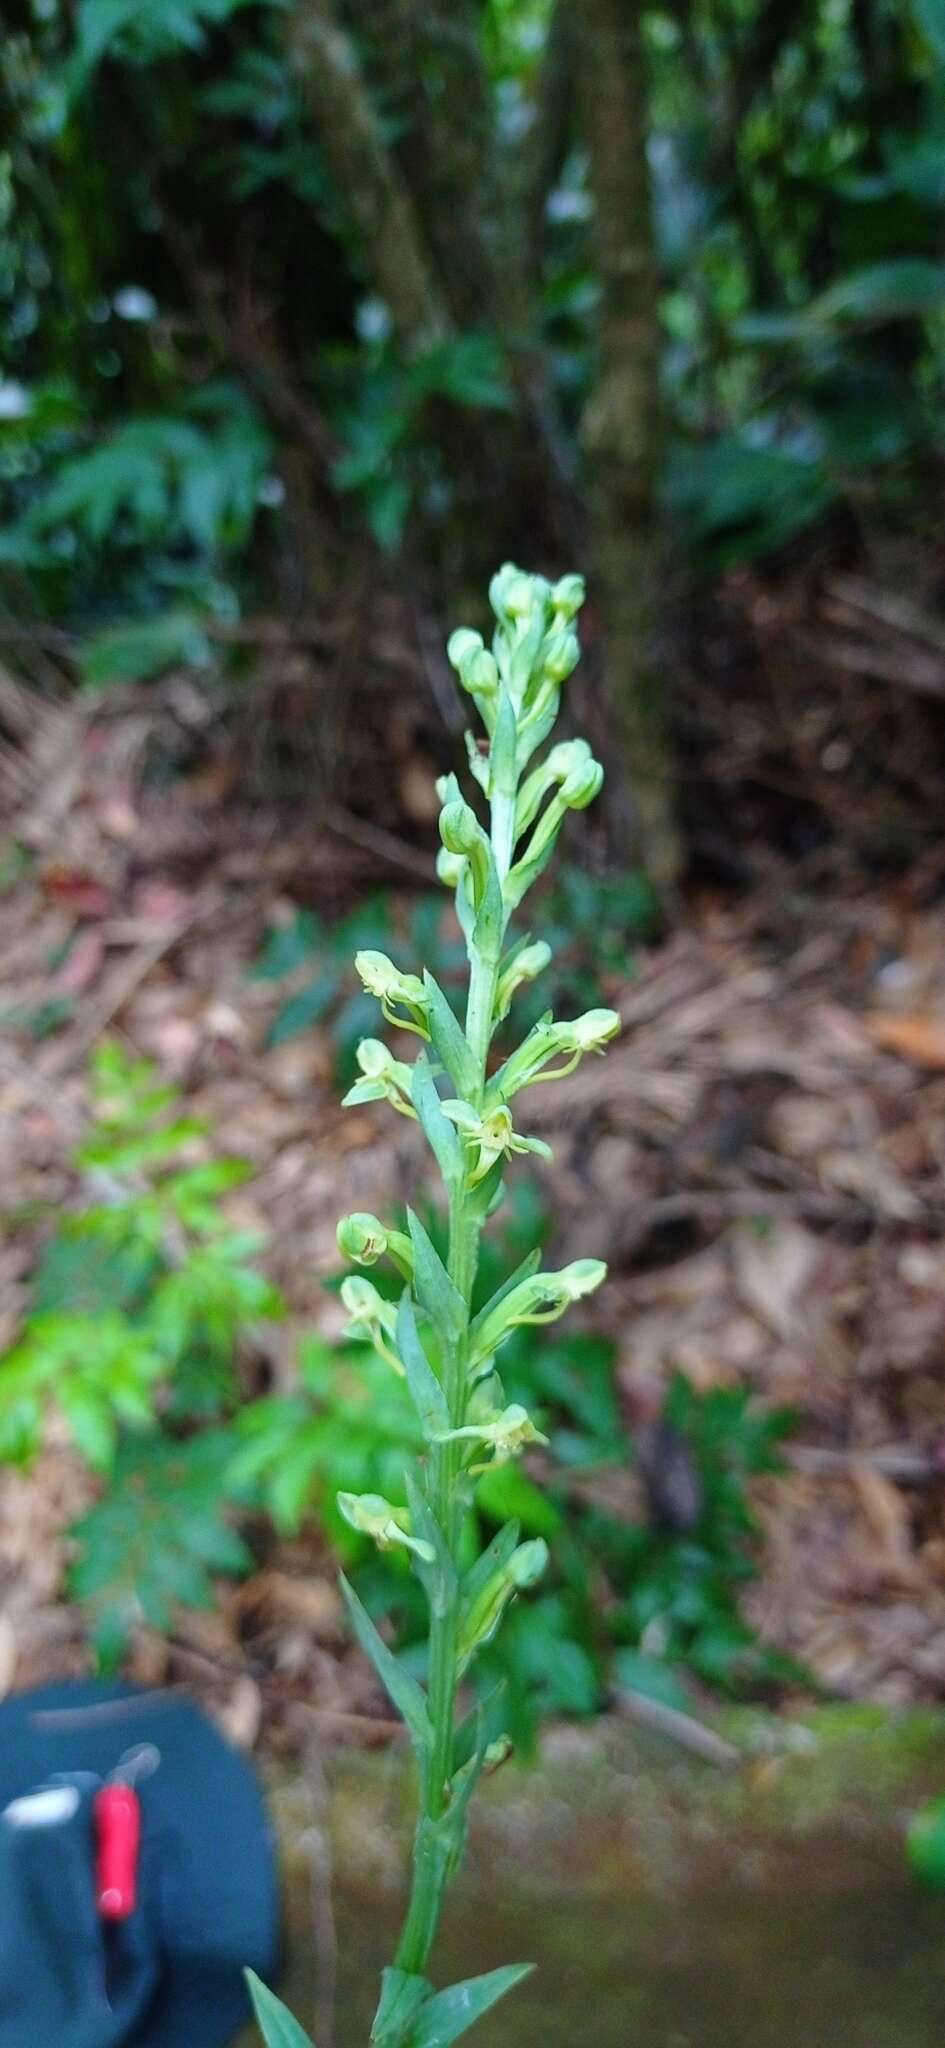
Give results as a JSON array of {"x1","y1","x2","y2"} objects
[
  {"x1": 822, "y1": 1146, "x2": 922, "y2": 1220},
  {"x1": 732, "y1": 1221, "x2": 819, "y2": 1340},
  {"x1": 214, "y1": 1674, "x2": 262, "y2": 1750},
  {"x1": 865, "y1": 1010, "x2": 945, "y2": 1069},
  {"x1": 849, "y1": 1460, "x2": 921, "y2": 1588}
]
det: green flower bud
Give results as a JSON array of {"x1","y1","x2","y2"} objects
[
  {"x1": 559, "y1": 1008, "x2": 621, "y2": 1054},
  {"x1": 483, "y1": 1737, "x2": 514, "y2": 1772},
  {"x1": 550, "y1": 573, "x2": 585, "y2": 622},
  {"x1": 495, "y1": 940, "x2": 552, "y2": 1019},
  {"x1": 355, "y1": 951, "x2": 426, "y2": 1009},
  {"x1": 439, "y1": 798, "x2": 481, "y2": 859},
  {"x1": 436, "y1": 846, "x2": 465, "y2": 889},
  {"x1": 447, "y1": 627, "x2": 484, "y2": 671},
  {"x1": 470, "y1": 1257, "x2": 607, "y2": 1365},
  {"x1": 456, "y1": 1536, "x2": 550, "y2": 1675},
  {"x1": 562, "y1": 757, "x2": 604, "y2": 809},
  {"x1": 439, "y1": 796, "x2": 496, "y2": 918},
  {"x1": 508, "y1": 1538, "x2": 549, "y2": 1588},
  {"x1": 489, "y1": 1005, "x2": 620, "y2": 1099},
  {"x1": 542, "y1": 630, "x2": 580, "y2": 684},
  {"x1": 337, "y1": 1212, "x2": 388, "y2": 1264},
  {"x1": 489, "y1": 562, "x2": 550, "y2": 628},
  {"x1": 467, "y1": 647, "x2": 499, "y2": 695},
  {"x1": 547, "y1": 737, "x2": 592, "y2": 778},
  {"x1": 505, "y1": 574, "x2": 538, "y2": 620},
  {"x1": 557, "y1": 1257, "x2": 608, "y2": 1299},
  {"x1": 355, "y1": 950, "x2": 430, "y2": 1036}
]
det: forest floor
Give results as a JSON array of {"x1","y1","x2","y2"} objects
[{"x1": 2, "y1": 648, "x2": 945, "y2": 1749}]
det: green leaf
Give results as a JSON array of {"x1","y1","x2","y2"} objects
[
  {"x1": 411, "y1": 1056, "x2": 463, "y2": 1189},
  {"x1": 370, "y1": 1966, "x2": 432, "y2": 2046},
  {"x1": 470, "y1": 1250, "x2": 541, "y2": 1341},
  {"x1": 908, "y1": 1796, "x2": 945, "y2": 1890},
  {"x1": 266, "y1": 967, "x2": 342, "y2": 1047},
  {"x1": 411, "y1": 1965, "x2": 533, "y2": 2047},
  {"x1": 396, "y1": 1293, "x2": 451, "y2": 1441},
  {"x1": 407, "y1": 1210, "x2": 466, "y2": 1350},
  {"x1": 58, "y1": 1382, "x2": 117, "y2": 1469},
  {"x1": 252, "y1": 910, "x2": 322, "y2": 980},
  {"x1": 339, "y1": 1572, "x2": 432, "y2": 1757},
  {"x1": 423, "y1": 973, "x2": 477, "y2": 1099},
  {"x1": 404, "y1": 1471, "x2": 456, "y2": 1616},
  {"x1": 912, "y1": 0, "x2": 945, "y2": 62},
  {"x1": 459, "y1": 1519, "x2": 521, "y2": 1622},
  {"x1": 813, "y1": 258, "x2": 945, "y2": 324},
  {"x1": 245, "y1": 1971, "x2": 316, "y2": 2047},
  {"x1": 475, "y1": 1464, "x2": 562, "y2": 1539},
  {"x1": 612, "y1": 1648, "x2": 692, "y2": 1713},
  {"x1": 79, "y1": 609, "x2": 214, "y2": 687},
  {"x1": 70, "y1": 1430, "x2": 252, "y2": 1661}
]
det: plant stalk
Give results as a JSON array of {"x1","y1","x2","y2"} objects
[{"x1": 392, "y1": 936, "x2": 504, "y2": 1975}]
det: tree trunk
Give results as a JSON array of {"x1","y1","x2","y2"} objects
[
  {"x1": 290, "y1": 0, "x2": 449, "y2": 350},
  {"x1": 578, "y1": 0, "x2": 682, "y2": 896},
  {"x1": 351, "y1": 0, "x2": 510, "y2": 334}
]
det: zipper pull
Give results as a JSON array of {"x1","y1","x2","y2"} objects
[{"x1": 94, "y1": 1782, "x2": 141, "y2": 1921}]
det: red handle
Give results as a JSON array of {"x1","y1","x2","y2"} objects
[{"x1": 94, "y1": 1783, "x2": 141, "y2": 1921}]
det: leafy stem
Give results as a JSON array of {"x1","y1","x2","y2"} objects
[{"x1": 253, "y1": 563, "x2": 617, "y2": 2048}]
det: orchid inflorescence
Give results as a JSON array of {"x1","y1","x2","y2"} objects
[{"x1": 249, "y1": 564, "x2": 617, "y2": 2048}]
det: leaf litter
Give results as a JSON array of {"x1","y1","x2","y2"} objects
[{"x1": 3, "y1": 689, "x2": 945, "y2": 1738}]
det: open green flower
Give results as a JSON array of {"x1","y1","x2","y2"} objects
[
  {"x1": 337, "y1": 1491, "x2": 435, "y2": 1563},
  {"x1": 339, "y1": 1275, "x2": 404, "y2": 1374},
  {"x1": 434, "y1": 1401, "x2": 548, "y2": 1471},
  {"x1": 440, "y1": 1098, "x2": 552, "y2": 1185},
  {"x1": 355, "y1": 951, "x2": 430, "y2": 1037},
  {"x1": 341, "y1": 1038, "x2": 417, "y2": 1117}
]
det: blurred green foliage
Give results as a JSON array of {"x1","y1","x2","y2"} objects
[
  {"x1": 0, "y1": 1039, "x2": 790, "y2": 1720},
  {"x1": 2, "y1": 0, "x2": 943, "y2": 679}
]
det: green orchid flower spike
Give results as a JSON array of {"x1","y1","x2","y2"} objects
[{"x1": 251, "y1": 565, "x2": 615, "y2": 2048}]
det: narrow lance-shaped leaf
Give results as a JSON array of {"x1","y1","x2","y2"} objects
[
  {"x1": 458, "y1": 1518, "x2": 521, "y2": 1619},
  {"x1": 405, "y1": 1470, "x2": 457, "y2": 1618},
  {"x1": 423, "y1": 972, "x2": 478, "y2": 1100},
  {"x1": 339, "y1": 1573, "x2": 432, "y2": 1758},
  {"x1": 469, "y1": 1248, "x2": 541, "y2": 1341},
  {"x1": 370, "y1": 1966, "x2": 432, "y2": 2047},
  {"x1": 244, "y1": 1972, "x2": 316, "y2": 2048},
  {"x1": 407, "y1": 1207, "x2": 466, "y2": 1349},
  {"x1": 411, "y1": 1055, "x2": 464, "y2": 1190},
  {"x1": 411, "y1": 1964, "x2": 535, "y2": 2047},
  {"x1": 397, "y1": 1293, "x2": 451, "y2": 1441}
]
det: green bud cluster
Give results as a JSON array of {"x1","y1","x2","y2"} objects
[{"x1": 331, "y1": 565, "x2": 616, "y2": 2041}]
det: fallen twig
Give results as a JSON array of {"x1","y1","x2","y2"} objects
[{"x1": 615, "y1": 1687, "x2": 741, "y2": 1768}]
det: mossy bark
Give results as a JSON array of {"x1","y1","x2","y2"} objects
[{"x1": 579, "y1": 0, "x2": 682, "y2": 895}]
